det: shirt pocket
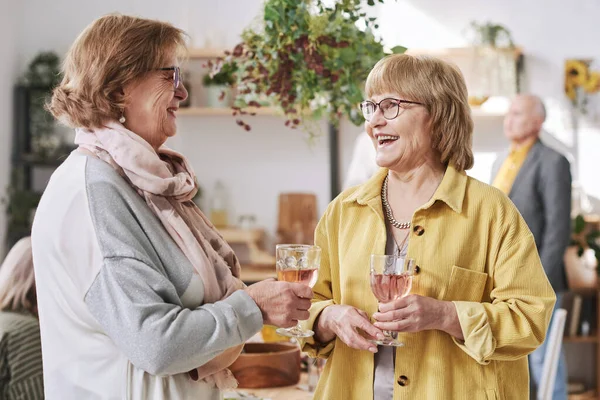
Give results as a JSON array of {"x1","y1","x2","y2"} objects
[{"x1": 442, "y1": 265, "x2": 488, "y2": 302}]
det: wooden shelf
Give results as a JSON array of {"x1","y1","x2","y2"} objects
[
  {"x1": 564, "y1": 335, "x2": 598, "y2": 344},
  {"x1": 240, "y1": 264, "x2": 276, "y2": 284},
  {"x1": 190, "y1": 46, "x2": 523, "y2": 61},
  {"x1": 178, "y1": 106, "x2": 503, "y2": 118},
  {"x1": 470, "y1": 106, "x2": 505, "y2": 117},
  {"x1": 405, "y1": 46, "x2": 523, "y2": 60},
  {"x1": 177, "y1": 106, "x2": 280, "y2": 116},
  {"x1": 188, "y1": 48, "x2": 228, "y2": 59}
]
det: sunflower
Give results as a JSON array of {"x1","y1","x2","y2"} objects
[
  {"x1": 584, "y1": 71, "x2": 600, "y2": 94},
  {"x1": 565, "y1": 81, "x2": 577, "y2": 102},
  {"x1": 565, "y1": 59, "x2": 589, "y2": 87}
]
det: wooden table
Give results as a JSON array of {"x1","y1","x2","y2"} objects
[
  {"x1": 225, "y1": 373, "x2": 313, "y2": 400},
  {"x1": 240, "y1": 264, "x2": 276, "y2": 284}
]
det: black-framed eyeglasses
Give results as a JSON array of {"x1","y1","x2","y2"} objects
[
  {"x1": 157, "y1": 66, "x2": 181, "y2": 90},
  {"x1": 359, "y1": 98, "x2": 424, "y2": 121}
]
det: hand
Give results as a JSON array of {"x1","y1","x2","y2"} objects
[
  {"x1": 372, "y1": 294, "x2": 463, "y2": 340},
  {"x1": 316, "y1": 304, "x2": 384, "y2": 353},
  {"x1": 245, "y1": 279, "x2": 313, "y2": 328}
]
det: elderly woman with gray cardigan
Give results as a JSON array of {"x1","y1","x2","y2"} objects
[{"x1": 31, "y1": 14, "x2": 311, "y2": 400}]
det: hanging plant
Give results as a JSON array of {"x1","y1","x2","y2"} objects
[{"x1": 208, "y1": 0, "x2": 404, "y2": 134}]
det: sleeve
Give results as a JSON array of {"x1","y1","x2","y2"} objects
[
  {"x1": 451, "y1": 206, "x2": 556, "y2": 364},
  {"x1": 1, "y1": 319, "x2": 45, "y2": 398},
  {"x1": 83, "y1": 178, "x2": 262, "y2": 377},
  {"x1": 85, "y1": 258, "x2": 262, "y2": 376},
  {"x1": 299, "y1": 208, "x2": 337, "y2": 359},
  {"x1": 538, "y1": 155, "x2": 572, "y2": 288}
]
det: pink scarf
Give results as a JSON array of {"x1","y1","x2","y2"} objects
[{"x1": 75, "y1": 121, "x2": 245, "y2": 389}]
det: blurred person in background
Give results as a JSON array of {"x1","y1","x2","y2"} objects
[
  {"x1": 0, "y1": 236, "x2": 44, "y2": 399},
  {"x1": 344, "y1": 131, "x2": 378, "y2": 189},
  {"x1": 32, "y1": 14, "x2": 311, "y2": 400},
  {"x1": 492, "y1": 94, "x2": 572, "y2": 400}
]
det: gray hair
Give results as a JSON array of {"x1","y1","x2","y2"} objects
[{"x1": 0, "y1": 237, "x2": 36, "y2": 314}]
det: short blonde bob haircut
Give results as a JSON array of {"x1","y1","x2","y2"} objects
[
  {"x1": 48, "y1": 14, "x2": 187, "y2": 129},
  {"x1": 365, "y1": 54, "x2": 474, "y2": 171},
  {"x1": 0, "y1": 237, "x2": 36, "y2": 314}
]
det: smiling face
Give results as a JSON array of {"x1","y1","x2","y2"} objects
[
  {"x1": 122, "y1": 52, "x2": 188, "y2": 151},
  {"x1": 365, "y1": 93, "x2": 434, "y2": 172}
]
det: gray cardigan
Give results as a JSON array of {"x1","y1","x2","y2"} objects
[{"x1": 32, "y1": 153, "x2": 263, "y2": 399}]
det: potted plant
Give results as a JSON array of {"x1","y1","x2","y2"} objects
[
  {"x1": 211, "y1": 0, "x2": 405, "y2": 134},
  {"x1": 202, "y1": 62, "x2": 236, "y2": 108},
  {"x1": 564, "y1": 214, "x2": 600, "y2": 290}
]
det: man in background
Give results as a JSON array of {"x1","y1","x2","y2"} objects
[
  {"x1": 343, "y1": 131, "x2": 378, "y2": 189},
  {"x1": 492, "y1": 94, "x2": 572, "y2": 400}
]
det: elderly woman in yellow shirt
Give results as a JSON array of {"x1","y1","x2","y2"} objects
[{"x1": 301, "y1": 54, "x2": 555, "y2": 400}]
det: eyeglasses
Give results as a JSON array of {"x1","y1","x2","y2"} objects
[
  {"x1": 157, "y1": 66, "x2": 181, "y2": 90},
  {"x1": 359, "y1": 98, "x2": 424, "y2": 121}
]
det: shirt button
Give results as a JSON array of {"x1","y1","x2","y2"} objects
[
  {"x1": 397, "y1": 375, "x2": 409, "y2": 386},
  {"x1": 414, "y1": 265, "x2": 421, "y2": 275},
  {"x1": 413, "y1": 225, "x2": 425, "y2": 236}
]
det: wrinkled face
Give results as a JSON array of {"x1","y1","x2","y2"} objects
[
  {"x1": 503, "y1": 96, "x2": 543, "y2": 143},
  {"x1": 365, "y1": 93, "x2": 432, "y2": 171},
  {"x1": 122, "y1": 52, "x2": 188, "y2": 150}
]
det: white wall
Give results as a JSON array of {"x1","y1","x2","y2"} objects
[
  {"x1": 13, "y1": 0, "x2": 363, "y2": 239},
  {"x1": 376, "y1": 0, "x2": 600, "y2": 210},
  {"x1": 0, "y1": 2, "x2": 21, "y2": 256},
  {"x1": 11, "y1": 0, "x2": 600, "y2": 241}
]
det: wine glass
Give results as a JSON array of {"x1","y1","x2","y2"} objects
[
  {"x1": 275, "y1": 244, "x2": 321, "y2": 338},
  {"x1": 369, "y1": 254, "x2": 416, "y2": 347}
]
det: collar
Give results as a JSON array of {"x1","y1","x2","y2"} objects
[
  {"x1": 343, "y1": 164, "x2": 467, "y2": 214},
  {"x1": 510, "y1": 137, "x2": 538, "y2": 155}
]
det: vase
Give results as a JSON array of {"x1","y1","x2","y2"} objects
[
  {"x1": 205, "y1": 85, "x2": 231, "y2": 108},
  {"x1": 564, "y1": 246, "x2": 598, "y2": 290}
]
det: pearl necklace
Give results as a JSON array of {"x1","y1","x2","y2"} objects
[{"x1": 381, "y1": 175, "x2": 411, "y2": 230}]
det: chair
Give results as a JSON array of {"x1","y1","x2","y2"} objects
[{"x1": 537, "y1": 308, "x2": 568, "y2": 400}]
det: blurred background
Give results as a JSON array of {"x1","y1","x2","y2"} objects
[{"x1": 1, "y1": 1, "x2": 599, "y2": 396}]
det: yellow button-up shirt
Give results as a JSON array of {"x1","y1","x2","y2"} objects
[
  {"x1": 492, "y1": 139, "x2": 537, "y2": 194},
  {"x1": 301, "y1": 165, "x2": 555, "y2": 400}
]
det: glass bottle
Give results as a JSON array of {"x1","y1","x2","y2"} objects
[{"x1": 210, "y1": 181, "x2": 229, "y2": 228}]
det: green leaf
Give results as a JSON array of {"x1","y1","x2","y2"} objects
[
  {"x1": 588, "y1": 230, "x2": 600, "y2": 240},
  {"x1": 264, "y1": 4, "x2": 280, "y2": 21},
  {"x1": 390, "y1": 45, "x2": 408, "y2": 54},
  {"x1": 367, "y1": 0, "x2": 375, "y2": 5},
  {"x1": 574, "y1": 214, "x2": 586, "y2": 234},
  {"x1": 339, "y1": 48, "x2": 357, "y2": 63}
]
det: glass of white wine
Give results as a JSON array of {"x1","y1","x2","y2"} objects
[
  {"x1": 275, "y1": 244, "x2": 321, "y2": 338},
  {"x1": 369, "y1": 254, "x2": 415, "y2": 347}
]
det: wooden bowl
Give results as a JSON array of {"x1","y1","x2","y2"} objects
[{"x1": 230, "y1": 342, "x2": 301, "y2": 388}]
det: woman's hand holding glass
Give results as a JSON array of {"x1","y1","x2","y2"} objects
[
  {"x1": 275, "y1": 245, "x2": 321, "y2": 338},
  {"x1": 315, "y1": 304, "x2": 384, "y2": 353},
  {"x1": 369, "y1": 255, "x2": 415, "y2": 346},
  {"x1": 373, "y1": 294, "x2": 463, "y2": 339}
]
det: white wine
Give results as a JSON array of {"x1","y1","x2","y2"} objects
[
  {"x1": 277, "y1": 268, "x2": 318, "y2": 287},
  {"x1": 370, "y1": 273, "x2": 412, "y2": 302}
]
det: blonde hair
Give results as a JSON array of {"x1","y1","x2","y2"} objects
[
  {"x1": 48, "y1": 14, "x2": 188, "y2": 129},
  {"x1": 0, "y1": 237, "x2": 36, "y2": 314},
  {"x1": 365, "y1": 54, "x2": 474, "y2": 171}
]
